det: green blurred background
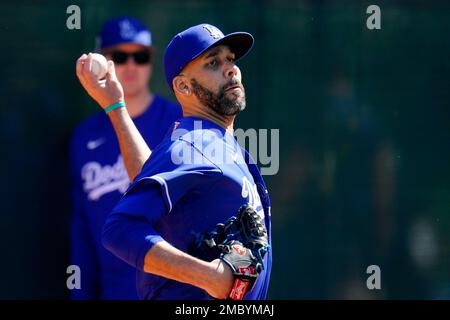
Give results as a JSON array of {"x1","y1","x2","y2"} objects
[{"x1": 0, "y1": 0, "x2": 449, "y2": 299}]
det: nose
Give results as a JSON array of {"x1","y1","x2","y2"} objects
[
  {"x1": 224, "y1": 62, "x2": 238, "y2": 79},
  {"x1": 124, "y1": 56, "x2": 137, "y2": 67}
]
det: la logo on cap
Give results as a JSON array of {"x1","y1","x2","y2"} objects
[
  {"x1": 203, "y1": 25, "x2": 223, "y2": 39},
  {"x1": 119, "y1": 20, "x2": 137, "y2": 39}
]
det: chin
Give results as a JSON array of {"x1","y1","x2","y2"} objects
[{"x1": 123, "y1": 85, "x2": 143, "y2": 97}]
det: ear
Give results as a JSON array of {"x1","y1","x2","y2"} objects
[{"x1": 173, "y1": 76, "x2": 191, "y2": 96}]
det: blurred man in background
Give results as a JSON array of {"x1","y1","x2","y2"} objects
[{"x1": 69, "y1": 16, "x2": 181, "y2": 299}]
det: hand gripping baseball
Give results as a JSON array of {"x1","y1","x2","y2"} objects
[{"x1": 75, "y1": 53, "x2": 124, "y2": 109}]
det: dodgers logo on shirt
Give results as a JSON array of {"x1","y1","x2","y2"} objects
[{"x1": 81, "y1": 155, "x2": 130, "y2": 201}]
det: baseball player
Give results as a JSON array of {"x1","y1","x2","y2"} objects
[
  {"x1": 76, "y1": 23, "x2": 272, "y2": 300},
  {"x1": 70, "y1": 16, "x2": 182, "y2": 299}
]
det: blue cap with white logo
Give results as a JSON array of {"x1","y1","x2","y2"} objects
[
  {"x1": 164, "y1": 23, "x2": 254, "y2": 90},
  {"x1": 96, "y1": 16, "x2": 152, "y2": 50}
]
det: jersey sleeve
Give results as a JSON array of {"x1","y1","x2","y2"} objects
[{"x1": 101, "y1": 139, "x2": 222, "y2": 271}]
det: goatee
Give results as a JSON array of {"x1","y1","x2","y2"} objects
[{"x1": 190, "y1": 78, "x2": 246, "y2": 116}]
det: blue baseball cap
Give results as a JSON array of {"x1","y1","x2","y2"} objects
[
  {"x1": 96, "y1": 16, "x2": 152, "y2": 50},
  {"x1": 164, "y1": 23, "x2": 254, "y2": 90}
]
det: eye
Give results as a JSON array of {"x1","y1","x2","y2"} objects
[
  {"x1": 227, "y1": 56, "x2": 235, "y2": 63},
  {"x1": 208, "y1": 59, "x2": 217, "y2": 66}
]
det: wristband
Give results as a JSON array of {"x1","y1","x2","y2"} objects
[{"x1": 104, "y1": 101, "x2": 125, "y2": 114}]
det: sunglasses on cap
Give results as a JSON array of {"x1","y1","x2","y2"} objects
[{"x1": 109, "y1": 50, "x2": 152, "y2": 65}]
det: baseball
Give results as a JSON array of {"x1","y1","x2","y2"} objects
[{"x1": 90, "y1": 53, "x2": 108, "y2": 79}]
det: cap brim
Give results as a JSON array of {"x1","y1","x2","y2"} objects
[
  {"x1": 214, "y1": 32, "x2": 254, "y2": 61},
  {"x1": 191, "y1": 32, "x2": 254, "y2": 63}
]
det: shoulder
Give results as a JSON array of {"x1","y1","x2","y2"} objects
[
  {"x1": 136, "y1": 134, "x2": 223, "y2": 181},
  {"x1": 174, "y1": 124, "x2": 235, "y2": 169},
  {"x1": 172, "y1": 123, "x2": 222, "y2": 150}
]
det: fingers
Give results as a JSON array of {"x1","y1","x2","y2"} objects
[
  {"x1": 76, "y1": 54, "x2": 88, "y2": 84},
  {"x1": 75, "y1": 52, "x2": 124, "y2": 108},
  {"x1": 82, "y1": 53, "x2": 100, "y2": 84},
  {"x1": 76, "y1": 53, "x2": 100, "y2": 88},
  {"x1": 105, "y1": 60, "x2": 116, "y2": 82}
]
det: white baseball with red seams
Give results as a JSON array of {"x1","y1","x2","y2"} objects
[{"x1": 90, "y1": 53, "x2": 108, "y2": 79}]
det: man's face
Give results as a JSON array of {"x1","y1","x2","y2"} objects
[
  {"x1": 103, "y1": 43, "x2": 153, "y2": 97},
  {"x1": 183, "y1": 45, "x2": 246, "y2": 116}
]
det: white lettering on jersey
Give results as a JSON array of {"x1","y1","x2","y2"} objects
[
  {"x1": 241, "y1": 176, "x2": 264, "y2": 219},
  {"x1": 81, "y1": 155, "x2": 129, "y2": 201}
]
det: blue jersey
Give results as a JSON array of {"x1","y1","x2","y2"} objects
[
  {"x1": 69, "y1": 95, "x2": 182, "y2": 300},
  {"x1": 102, "y1": 116, "x2": 272, "y2": 300}
]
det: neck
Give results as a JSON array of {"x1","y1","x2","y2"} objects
[
  {"x1": 182, "y1": 102, "x2": 235, "y2": 134},
  {"x1": 125, "y1": 90, "x2": 153, "y2": 118}
]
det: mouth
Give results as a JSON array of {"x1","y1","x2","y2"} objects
[
  {"x1": 121, "y1": 72, "x2": 139, "y2": 80},
  {"x1": 224, "y1": 84, "x2": 242, "y2": 92}
]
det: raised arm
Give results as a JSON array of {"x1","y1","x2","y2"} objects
[
  {"x1": 75, "y1": 53, "x2": 150, "y2": 181},
  {"x1": 106, "y1": 108, "x2": 150, "y2": 181}
]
